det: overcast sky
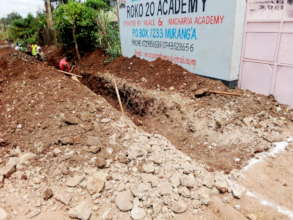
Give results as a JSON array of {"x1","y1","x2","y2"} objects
[{"x1": 0, "y1": 0, "x2": 44, "y2": 18}]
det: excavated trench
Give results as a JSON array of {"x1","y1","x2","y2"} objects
[
  {"x1": 40, "y1": 49, "x2": 293, "y2": 173},
  {"x1": 79, "y1": 72, "x2": 288, "y2": 173}
]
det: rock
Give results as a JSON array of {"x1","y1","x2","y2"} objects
[
  {"x1": 201, "y1": 172, "x2": 214, "y2": 189},
  {"x1": 127, "y1": 148, "x2": 146, "y2": 160},
  {"x1": 106, "y1": 147, "x2": 113, "y2": 155},
  {"x1": 198, "y1": 188, "x2": 210, "y2": 205},
  {"x1": 141, "y1": 174, "x2": 159, "y2": 187},
  {"x1": 118, "y1": 154, "x2": 130, "y2": 164},
  {"x1": 130, "y1": 206, "x2": 146, "y2": 219},
  {"x1": 86, "y1": 172, "x2": 106, "y2": 195},
  {"x1": 53, "y1": 148, "x2": 62, "y2": 156},
  {"x1": 169, "y1": 173, "x2": 181, "y2": 188},
  {"x1": 142, "y1": 162, "x2": 155, "y2": 174},
  {"x1": 86, "y1": 136, "x2": 100, "y2": 146},
  {"x1": 158, "y1": 181, "x2": 172, "y2": 196},
  {"x1": 68, "y1": 200, "x2": 92, "y2": 220},
  {"x1": 181, "y1": 163, "x2": 194, "y2": 174},
  {"x1": 61, "y1": 113, "x2": 79, "y2": 125},
  {"x1": 80, "y1": 112, "x2": 92, "y2": 122},
  {"x1": 115, "y1": 190, "x2": 133, "y2": 211},
  {"x1": 58, "y1": 136, "x2": 74, "y2": 145},
  {"x1": 169, "y1": 200, "x2": 188, "y2": 214},
  {"x1": 190, "y1": 84, "x2": 198, "y2": 91},
  {"x1": 194, "y1": 88, "x2": 209, "y2": 97},
  {"x1": 150, "y1": 154, "x2": 162, "y2": 165},
  {"x1": 43, "y1": 188, "x2": 54, "y2": 200},
  {"x1": 131, "y1": 183, "x2": 151, "y2": 199},
  {"x1": 54, "y1": 191, "x2": 72, "y2": 205},
  {"x1": 85, "y1": 146, "x2": 101, "y2": 154},
  {"x1": 0, "y1": 157, "x2": 18, "y2": 178},
  {"x1": 101, "y1": 118, "x2": 111, "y2": 123},
  {"x1": 17, "y1": 152, "x2": 36, "y2": 169},
  {"x1": 95, "y1": 158, "x2": 106, "y2": 169},
  {"x1": 66, "y1": 174, "x2": 85, "y2": 187},
  {"x1": 230, "y1": 183, "x2": 246, "y2": 199},
  {"x1": 180, "y1": 174, "x2": 196, "y2": 188},
  {"x1": 0, "y1": 207, "x2": 8, "y2": 220},
  {"x1": 214, "y1": 173, "x2": 228, "y2": 193},
  {"x1": 27, "y1": 208, "x2": 41, "y2": 218},
  {"x1": 178, "y1": 186, "x2": 191, "y2": 198},
  {"x1": 246, "y1": 213, "x2": 257, "y2": 220}
]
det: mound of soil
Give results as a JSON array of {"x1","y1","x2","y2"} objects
[
  {"x1": 43, "y1": 45, "x2": 64, "y2": 67},
  {"x1": 79, "y1": 50, "x2": 227, "y2": 96}
]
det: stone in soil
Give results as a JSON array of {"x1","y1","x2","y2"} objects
[
  {"x1": 169, "y1": 173, "x2": 181, "y2": 188},
  {"x1": 86, "y1": 136, "x2": 100, "y2": 146},
  {"x1": 66, "y1": 174, "x2": 85, "y2": 187},
  {"x1": 214, "y1": 173, "x2": 228, "y2": 193},
  {"x1": 158, "y1": 181, "x2": 172, "y2": 196},
  {"x1": 142, "y1": 162, "x2": 155, "y2": 173},
  {"x1": 68, "y1": 200, "x2": 92, "y2": 220},
  {"x1": 0, "y1": 157, "x2": 17, "y2": 178},
  {"x1": 43, "y1": 188, "x2": 54, "y2": 200},
  {"x1": 169, "y1": 200, "x2": 188, "y2": 214},
  {"x1": 95, "y1": 158, "x2": 106, "y2": 168},
  {"x1": 180, "y1": 174, "x2": 196, "y2": 188},
  {"x1": 0, "y1": 208, "x2": 8, "y2": 220},
  {"x1": 86, "y1": 172, "x2": 106, "y2": 195},
  {"x1": 130, "y1": 206, "x2": 146, "y2": 220},
  {"x1": 17, "y1": 152, "x2": 36, "y2": 168},
  {"x1": 230, "y1": 183, "x2": 246, "y2": 199},
  {"x1": 115, "y1": 190, "x2": 133, "y2": 211},
  {"x1": 54, "y1": 191, "x2": 72, "y2": 205}
]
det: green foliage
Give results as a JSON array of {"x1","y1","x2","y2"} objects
[
  {"x1": 54, "y1": 0, "x2": 99, "y2": 52},
  {"x1": 85, "y1": 0, "x2": 109, "y2": 11},
  {"x1": 7, "y1": 13, "x2": 47, "y2": 46},
  {"x1": 96, "y1": 10, "x2": 121, "y2": 58},
  {"x1": 0, "y1": 12, "x2": 22, "y2": 28}
]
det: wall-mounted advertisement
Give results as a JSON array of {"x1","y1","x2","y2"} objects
[{"x1": 118, "y1": 0, "x2": 246, "y2": 81}]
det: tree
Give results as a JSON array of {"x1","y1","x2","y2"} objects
[
  {"x1": 85, "y1": 0, "x2": 109, "y2": 10},
  {"x1": 45, "y1": 0, "x2": 57, "y2": 44},
  {"x1": 8, "y1": 13, "x2": 47, "y2": 45},
  {"x1": 0, "y1": 12, "x2": 22, "y2": 31},
  {"x1": 54, "y1": 1, "x2": 99, "y2": 61}
]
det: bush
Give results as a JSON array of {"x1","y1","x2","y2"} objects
[{"x1": 96, "y1": 10, "x2": 121, "y2": 58}]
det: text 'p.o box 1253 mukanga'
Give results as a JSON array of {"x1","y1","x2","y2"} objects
[{"x1": 118, "y1": 0, "x2": 246, "y2": 82}]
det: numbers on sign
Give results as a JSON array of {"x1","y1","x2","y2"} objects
[{"x1": 146, "y1": 2, "x2": 155, "y2": 17}]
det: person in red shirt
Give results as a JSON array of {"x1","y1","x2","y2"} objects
[{"x1": 59, "y1": 57, "x2": 70, "y2": 72}]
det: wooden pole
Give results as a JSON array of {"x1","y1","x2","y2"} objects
[
  {"x1": 57, "y1": 70, "x2": 82, "y2": 78},
  {"x1": 113, "y1": 79, "x2": 124, "y2": 115}
]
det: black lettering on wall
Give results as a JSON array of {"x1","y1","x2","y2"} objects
[{"x1": 202, "y1": 0, "x2": 207, "y2": 12}]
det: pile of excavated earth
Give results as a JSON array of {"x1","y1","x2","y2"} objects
[{"x1": 0, "y1": 46, "x2": 293, "y2": 220}]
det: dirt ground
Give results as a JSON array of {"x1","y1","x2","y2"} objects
[{"x1": 0, "y1": 46, "x2": 293, "y2": 220}]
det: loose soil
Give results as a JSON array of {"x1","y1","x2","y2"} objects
[
  {"x1": 77, "y1": 49, "x2": 293, "y2": 173},
  {"x1": 1, "y1": 46, "x2": 293, "y2": 220}
]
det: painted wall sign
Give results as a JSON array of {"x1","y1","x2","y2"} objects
[
  {"x1": 248, "y1": 0, "x2": 285, "y2": 19},
  {"x1": 118, "y1": 0, "x2": 246, "y2": 81}
]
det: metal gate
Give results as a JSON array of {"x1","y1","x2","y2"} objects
[{"x1": 239, "y1": 0, "x2": 293, "y2": 107}]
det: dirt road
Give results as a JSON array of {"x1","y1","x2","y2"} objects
[{"x1": 0, "y1": 47, "x2": 292, "y2": 219}]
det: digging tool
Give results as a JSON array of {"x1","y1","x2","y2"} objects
[
  {"x1": 57, "y1": 70, "x2": 82, "y2": 78},
  {"x1": 113, "y1": 79, "x2": 124, "y2": 115}
]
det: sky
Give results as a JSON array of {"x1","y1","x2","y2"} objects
[{"x1": 0, "y1": 0, "x2": 44, "y2": 18}]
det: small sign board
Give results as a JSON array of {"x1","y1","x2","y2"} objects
[{"x1": 118, "y1": 0, "x2": 246, "y2": 81}]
